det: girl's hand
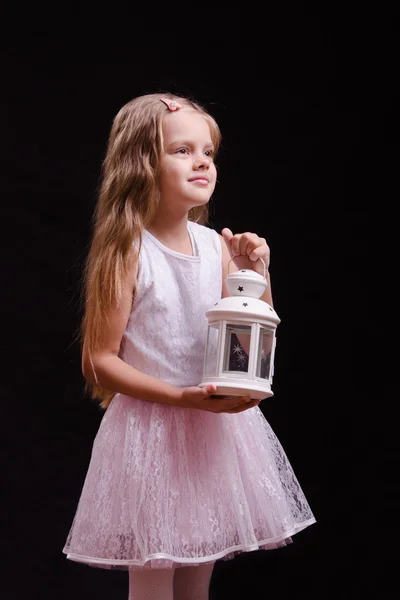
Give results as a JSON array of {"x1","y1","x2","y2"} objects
[
  {"x1": 221, "y1": 227, "x2": 270, "y2": 276},
  {"x1": 179, "y1": 385, "x2": 261, "y2": 414}
]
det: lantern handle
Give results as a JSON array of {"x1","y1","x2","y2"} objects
[{"x1": 228, "y1": 255, "x2": 267, "y2": 281}]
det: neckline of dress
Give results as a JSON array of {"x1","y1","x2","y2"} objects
[{"x1": 143, "y1": 222, "x2": 200, "y2": 261}]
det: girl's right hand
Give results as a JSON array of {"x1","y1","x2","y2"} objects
[{"x1": 179, "y1": 384, "x2": 260, "y2": 414}]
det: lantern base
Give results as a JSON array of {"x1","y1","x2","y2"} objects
[{"x1": 199, "y1": 380, "x2": 273, "y2": 401}]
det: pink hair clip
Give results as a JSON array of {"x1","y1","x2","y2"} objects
[{"x1": 160, "y1": 97, "x2": 181, "y2": 111}]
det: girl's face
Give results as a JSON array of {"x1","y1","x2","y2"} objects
[{"x1": 158, "y1": 110, "x2": 217, "y2": 214}]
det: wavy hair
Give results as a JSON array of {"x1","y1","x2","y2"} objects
[{"x1": 79, "y1": 92, "x2": 221, "y2": 409}]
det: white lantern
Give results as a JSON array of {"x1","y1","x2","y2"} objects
[{"x1": 200, "y1": 260, "x2": 280, "y2": 400}]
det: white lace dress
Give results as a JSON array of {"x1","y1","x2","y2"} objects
[{"x1": 62, "y1": 221, "x2": 316, "y2": 570}]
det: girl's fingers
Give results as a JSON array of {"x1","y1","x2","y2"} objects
[
  {"x1": 222, "y1": 228, "x2": 270, "y2": 269},
  {"x1": 236, "y1": 233, "x2": 264, "y2": 259},
  {"x1": 204, "y1": 384, "x2": 217, "y2": 396},
  {"x1": 220, "y1": 396, "x2": 254, "y2": 412},
  {"x1": 225, "y1": 399, "x2": 260, "y2": 413},
  {"x1": 239, "y1": 234, "x2": 252, "y2": 256},
  {"x1": 234, "y1": 233, "x2": 252, "y2": 256},
  {"x1": 221, "y1": 228, "x2": 233, "y2": 246}
]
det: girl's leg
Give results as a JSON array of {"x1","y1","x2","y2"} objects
[
  {"x1": 173, "y1": 563, "x2": 215, "y2": 600},
  {"x1": 128, "y1": 567, "x2": 176, "y2": 600}
]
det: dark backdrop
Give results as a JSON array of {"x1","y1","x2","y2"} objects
[{"x1": 2, "y1": 4, "x2": 393, "y2": 600}]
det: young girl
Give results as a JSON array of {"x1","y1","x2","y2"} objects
[{"x1": 62, "y1": 93, "x2": 316, "y2": 600}]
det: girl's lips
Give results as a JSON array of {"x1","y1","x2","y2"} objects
[{"x1": 188, "y1": 177, "x2": 209, "y2": 184}]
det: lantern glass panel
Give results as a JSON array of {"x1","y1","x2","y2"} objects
[
  {"x1": 204, "y1": 323, "x2": 220, "y2": 376},
  {"x1": 223, "y1": 324, "x2": 251, "y2": 374},
  {"x1": 256, "y1": 327, "x2": 274, "y2": 380}
]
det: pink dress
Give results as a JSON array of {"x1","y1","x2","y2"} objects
[{"x1": 62, "y1": 221, "x2": 316, "y2": 571}]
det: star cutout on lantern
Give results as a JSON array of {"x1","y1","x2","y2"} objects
[
  {"x1": 243, "y1": 302, "x2": 248, "y2": 307},
  {"x1": 238, "y1": 286, "x2": 244, "y2": 292}
]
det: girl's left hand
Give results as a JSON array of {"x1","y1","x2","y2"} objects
[{"x1": 221, "y1": 227, "x2": 270, "y2": 276}]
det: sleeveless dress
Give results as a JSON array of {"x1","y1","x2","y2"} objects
[{"x1": 62, "y1": 221, "x2": 316, "y2": 571}]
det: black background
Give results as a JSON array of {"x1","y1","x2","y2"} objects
[{"x1": 1, "y1": 4, "x2": 395, "y2": 599}]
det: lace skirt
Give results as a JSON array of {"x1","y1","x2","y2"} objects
[{"x1": 62, "y1": 394, "x2": 316, "y2": 570}]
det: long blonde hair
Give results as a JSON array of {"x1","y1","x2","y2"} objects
[{"x1": 80, "y1": 92, "x2": 221, "y2": 410}]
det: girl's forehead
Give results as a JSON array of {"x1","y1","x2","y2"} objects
[{"x1": 162, "y1": 110, "x2": 212, "y2": 141}]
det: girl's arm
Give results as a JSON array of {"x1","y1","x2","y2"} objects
[{"x1": 82, "y1": 246, "x2": 261, "y2": 413}]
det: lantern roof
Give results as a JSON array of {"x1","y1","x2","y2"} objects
[
  {"x1": 226, "y1": 268, "x2": 267, "y2": 299},
  {"x1": 206, "y1": 269, "x2": 280, "y2": 326},
  {"x1": 206, "y1": 296, "x2": 280, "y2": 326}
]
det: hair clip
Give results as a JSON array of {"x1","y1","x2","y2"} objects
[{"x1": 160, "y1": 98, "x2": 181, "y2": 111}]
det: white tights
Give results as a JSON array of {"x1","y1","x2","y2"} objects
[{"x1": 128, "y1": 563, "x2": 215, "y2": 600}]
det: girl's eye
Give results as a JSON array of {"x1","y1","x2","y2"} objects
[{"x1": 175, "y1": 148, "x2": 214, "y2": 157}]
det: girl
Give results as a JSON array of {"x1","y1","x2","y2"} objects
[{"x1": 62, "y1": 93, "x2": 316, "y2": 600}]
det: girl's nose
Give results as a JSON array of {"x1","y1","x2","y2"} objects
[{"x1": 193, "y1": 156, "x2": 211, "y2": 170}]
